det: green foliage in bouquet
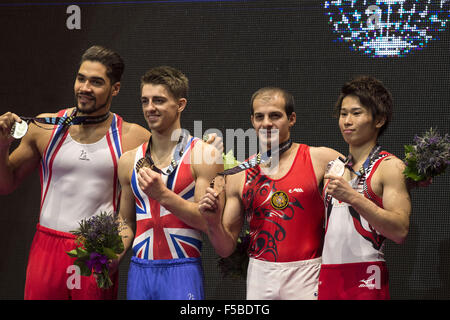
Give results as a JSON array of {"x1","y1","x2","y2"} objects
[{"x1": 223, "y1": 149, "x2": 240, "y2": 170}]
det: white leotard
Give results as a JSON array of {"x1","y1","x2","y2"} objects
[{"x1": 39, "y1": 110, "x2": 123, "y2": 232}]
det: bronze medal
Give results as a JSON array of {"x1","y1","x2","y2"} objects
[{"x1": 135, "y1": 157, "x2": 152, "y2": 173}]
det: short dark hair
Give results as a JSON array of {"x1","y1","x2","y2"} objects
[
  {"x1": 335, "y1": 75, "x2": 393, "y2": 137},
  {"x1": 250, "y1": 87, "x2": 295, "y2": 117},
  {"x1": 80, "y1": 45, "x2": 124, "y2": 84},
  {"x1": 141, "y1": 66, "x2": 188, "y2": 100}
]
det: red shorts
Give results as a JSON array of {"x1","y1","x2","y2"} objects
[
  {"x1": 318, "y1": 261, "x2": 390, "y2": 300},
  {"x1": 24, "y1": 224, "x2": 118, "y2": 300}
]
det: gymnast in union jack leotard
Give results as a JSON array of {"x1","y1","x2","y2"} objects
[
  {"x1": 116, "y1": 66, "x2": 222, "y2": 300},
  {"x1": 126, "y1": 138, "x2": 206, "y2": 300}
]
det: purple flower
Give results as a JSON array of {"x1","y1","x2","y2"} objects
[
  {"x1": 86, "y1": 252, "x2": 108, "y2": 273},
  {"x1": 405, "y1": 128, "x2": 450, "y2": 180},
  {"x1": 428, "y1": 136, "x2": 440, "y2": 145}
]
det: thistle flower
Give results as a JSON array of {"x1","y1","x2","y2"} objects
[
  {"x1": 404, "y1": 128, "x2": 450, "y2": 182},
  {"x1": 67, "y1": 212, "x2": 125, "y2": 289}
]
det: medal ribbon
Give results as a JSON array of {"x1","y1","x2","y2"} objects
[
  {"x1": 345, "y1": 144, "x2": 381, "y2": 178},
  {"x1": 11, "y1": 109, "x2": 111, "y2": 139},
  {"x1": 218, "y1": 138, "x2": 293, "y2": 177},
  {"x1": 137, "y1": 130, "x2": 190, "y2": 176},
  {"x1": 20, "y1": 111, "x2": 111, "y2": 127},
  {"x1": 209, "y1": 138, "x2": 293, "y2": 191}
]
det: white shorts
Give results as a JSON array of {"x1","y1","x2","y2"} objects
[{"x1": 246, "y1": 257, "x2": 321, "y2": 300}]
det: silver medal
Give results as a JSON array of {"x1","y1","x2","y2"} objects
[
  {"x1": 10, "y1": 121, "x2": 28, "y2": 139},
  {"x1": 327, "y1": 158, "x2": 345, "y2": 177}
]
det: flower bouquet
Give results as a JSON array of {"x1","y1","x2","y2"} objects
[
  {"x1": 202, "y1": 135, "x2": 250, "y2": 279},
  {"x1": 223, "y1": 149, "x2": 240, "y2": 170},
  {"x1": 403, "y1": 128, "x2": 450, "y2": 182},
  {"x1": 66, "y1": 212, "x2": 124, "y2": 289},
  {"x1": 217, "y1": 230, "x2": 250, "y2": 280}
]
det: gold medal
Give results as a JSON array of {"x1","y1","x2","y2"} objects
[
  {"x1": 270, "y1": 191, "x2": 289, "y2": 210},
  {"x1": 10, "y1": 121, "x2": 28, "y2": 139}
]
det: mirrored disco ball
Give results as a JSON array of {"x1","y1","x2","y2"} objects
[{"x1": 324, "y1": 0, "x2": 450, "y2": 57}]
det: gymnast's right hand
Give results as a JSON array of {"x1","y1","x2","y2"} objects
[
  {"x1": 0, "y1": 112, "x2": 22, "y2": 146},
  {"x1": 199, "y1": 187, "x2": 222, "y2": 226}
]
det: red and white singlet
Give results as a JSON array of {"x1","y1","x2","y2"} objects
[
  {"x1": 318, "y1": 151, "x2": 393, "y2": 300},
  {"x1": 25, "y1": 109, "x2": 123, "y2": 299}
]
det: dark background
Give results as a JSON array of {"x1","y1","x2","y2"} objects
[{"x1": 0, "y1": 0, "x2": 449, "y2": 300}]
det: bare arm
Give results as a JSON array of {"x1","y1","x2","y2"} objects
[
  {"x1": 0, "y1": 112, "x2": 44, "y2": 194},
  {"x1": 116, "y1": 151, "x2": 137, "y2": 261},
  {"x1": 138, "y1": 140, "x2": 223, "y2": 233},
  {"x1": 199, "y1": 171, "x2": 245, "y2": 257},
  {"x1": 111, "y1": 120, "x2": 150, "y2": 249},
  {"x1": 325, "y1": 157, "x2": 411, "y2": 244}
]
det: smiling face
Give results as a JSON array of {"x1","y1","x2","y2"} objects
[
  {"x1": 339, "y1": 95, "x2": 385, "y2": 147},
  {"x1": 141, "y1": 83, "x2": 186, "y2": 134},
  {"x1": 74, "y1": 61, "x2": 120, "y2": 115},
  {"x1": 251, "y1": 91, "x2": 296, "y2": 150}
]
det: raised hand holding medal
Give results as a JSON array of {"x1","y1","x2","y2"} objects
[
  {"x1": 325, "y1": 146, "x2": 381, "y2": 204},
  {"x1": 324, "y1": 156, "x2": 354, "y2": 206},
  {"x1": 0, "y1": 112, "x2": 24, "y2": 143},
  {"x1": 10, "y1": 120, "x2": 29, "y2": 139},
  {"x1": 3, "y1": 109, "x2": 112, "y2": 141}
]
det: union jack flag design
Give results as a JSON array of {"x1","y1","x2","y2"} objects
[{"x1": 131, "y1": 137, "x2": 203, "y2": 260}]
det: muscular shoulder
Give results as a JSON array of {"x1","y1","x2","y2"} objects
[
  {"x1": 36, "y1": 112, "x2": 59, "y2": 118},
  {"x1": 121, "y1": 121, "x2": 150, "y2": 153},
  {"x1": 309, "y1": 146, "x2": 343, "y2": 167},
  {"x1": 118, "y1": 147, "x2": 139, "y2": 183},
  {"x1": 369, "y1": 155, "x2": 407, "y2": 197},
  {"x1": 377, "y1": 155, "x2": 406, "y2": 181},
  {"x1": 27, "y1": 111, "x2": 63, "y2": 151}
]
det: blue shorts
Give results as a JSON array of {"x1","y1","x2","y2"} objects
[{"x1": 127, "y1": 256, "x2": 204, "y2": 300}]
